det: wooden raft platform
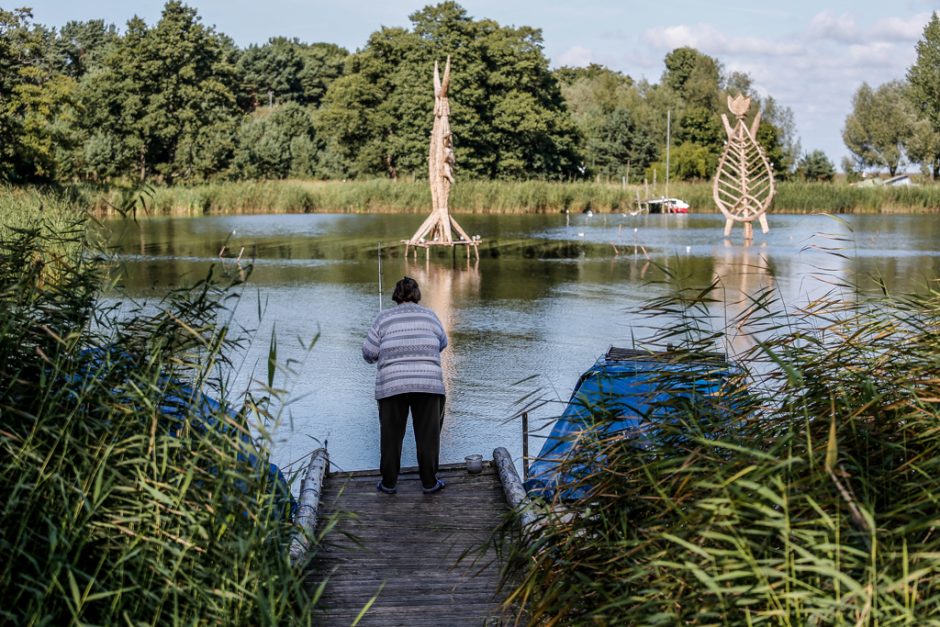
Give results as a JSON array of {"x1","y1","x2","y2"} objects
[{"x1": 309, "y1": 462, "x2": 511, "y2": 626}]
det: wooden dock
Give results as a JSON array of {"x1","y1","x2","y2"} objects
[{"x1": 308, "y1": 462, "x2": 512, "y2": 626}]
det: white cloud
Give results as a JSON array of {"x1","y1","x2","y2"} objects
[
  {"x1": 595, "y1": 9, "x2": 932, "y2": 163},
  {"x1": 847, "y1": 42, "x2": 901, "y2": 67},
  {"x1": 642, "y1": 24, "x2": 800, "y2": 56},
  {"x1": 557, "y1": 45, "x2": 594, "y2": 67},
  {"x1": 870, "y1": 13, "x2": 932, "y2": 42},
  {"x1": 804, "y1": 10, "x2": 933, "y2": 45},
  {"x1": 807, "y1": 11, "x2": 859, "y2": 44}
]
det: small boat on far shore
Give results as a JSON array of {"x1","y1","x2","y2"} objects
[{"x1": 642, "y1": 197, "x2": 690, "y2": 214}]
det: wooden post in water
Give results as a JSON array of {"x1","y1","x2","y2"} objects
[
  {"x1": 522, "y1": 411, "x2": 529, "y2": 479},
  {"x1": 665, "y1": 109, "x2": 671, "y2": 198}
]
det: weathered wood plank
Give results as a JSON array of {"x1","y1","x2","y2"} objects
[{"x1": 308, "y1": 462, "x2": 511, "y2": 626}]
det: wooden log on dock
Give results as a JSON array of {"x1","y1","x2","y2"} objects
[
  {"x1": 493, "y1": 446, "x2": 542, "y2": 533},
  {"x1": 289, "y1": 447, "x2": 329, "y2": 564}
]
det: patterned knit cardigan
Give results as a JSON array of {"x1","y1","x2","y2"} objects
[{"x1": 362, "y1": 303, "x2": 448, "y2": 400}]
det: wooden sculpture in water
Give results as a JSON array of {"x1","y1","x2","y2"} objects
[
  {"x1": 404, "y1": 56, "x2": 480, "y2": 260},
  {"x1": 712, "y1": 94, "x2": 775, "y2": 239}
]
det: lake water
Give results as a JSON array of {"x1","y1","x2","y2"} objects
[{"x1": 104, "y1": 212, "x2": 940, "y2": 475}]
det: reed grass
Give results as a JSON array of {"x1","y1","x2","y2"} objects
[
  {"x1": 0, "y1": 202, "x2": 322, "y2": 624},
  {"x1": 4, "y1": 180, "x2": 939, "y2": 218},
  {"x1": 500, "y1": 270, "x2": 940, "y2": 624}
]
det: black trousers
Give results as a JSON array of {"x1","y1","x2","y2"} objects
[{"x1": 378, "y1": 392, "x2": 445, "y2": 490}]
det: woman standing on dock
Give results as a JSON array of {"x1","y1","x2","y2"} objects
[{"x1": 362, "y1": 277, "x2": 448, "y2": 495}]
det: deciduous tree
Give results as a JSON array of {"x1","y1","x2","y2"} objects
[
  {"x1": 233, "y1": 102, "x2": 319, "y2": 178},
  {"x1": 842, "y1": 81, "x2": 911, "y2": 175},
  {"x1": 317, "y1": 2, "x2": 581, "y2": 180},
  {"x1": 907, "y1": 12, "x2": 940, "y2": 178},
  {"x1": 81, "y1": 2, "x2": 240, "y2": 182}
]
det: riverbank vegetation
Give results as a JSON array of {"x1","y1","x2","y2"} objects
[
  {"x1": 0, "y1": 198, "x2": 320, "y2": 623},
  {"x1": 500, "y1": 275, "x2": 940, "y2": 623},
  {"x1": 5, "y1": 2, "x2": 938, "y2": 191},
  {"x1": 3, "y1": 179, "x2": 940, "y2": 218}
]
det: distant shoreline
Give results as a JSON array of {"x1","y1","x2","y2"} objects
[{"x1": 2, "y1": 179, "x2": 939, "y2": 218}]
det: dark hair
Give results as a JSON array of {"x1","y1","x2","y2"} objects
[{"x1": 392, "y1": 276, "x2": 421, "y2": 304}]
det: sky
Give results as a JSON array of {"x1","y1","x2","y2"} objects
[{"x1": 28, "y1": 1, "x2": 938, "y2": 170}]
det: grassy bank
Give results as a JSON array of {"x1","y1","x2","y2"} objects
[
  {"x1": 4, "y1": 179, "x2": 940, "y2": 217},
  {"x1": 0, "y1": 199, "x2": 320, "y2": 624},
  {"x1": 500, "y1": 280, "x2": 940, "y2": 624}
]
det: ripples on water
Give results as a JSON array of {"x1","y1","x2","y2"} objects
[{"x1": 102, "y1": 212, "x2": 940, "y2": 474}]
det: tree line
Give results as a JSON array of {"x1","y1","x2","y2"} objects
[
  {"x1": 843, "y1": 13, "x2": 940, "y2": 179},
  {"x1": 5, "y1": 1, "x2": 933, "y2": 188}
]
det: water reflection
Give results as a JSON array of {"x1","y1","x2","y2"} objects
[{"x1": 712, "y1": 241, "x2": 777, "y2": 357}]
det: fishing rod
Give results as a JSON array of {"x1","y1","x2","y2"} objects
[{"x1": 377, "y1": 242, "x2": 383, "y2": 311}]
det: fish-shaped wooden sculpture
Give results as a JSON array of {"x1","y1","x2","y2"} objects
[{"x1": 712, "y1": 95, "x2": 775, "y2": 239}]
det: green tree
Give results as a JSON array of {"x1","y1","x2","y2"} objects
[
  {"x1": 592, "y1": 107, "x2": 656, "y2": 179},
  {"x1": 907, "y1": 12, "x2": 940, "y2": 179},
  {"x1": 81, "y1": 2, "x2": 240, "y2": 182},
  {"x1": 668, "y1": 141, "x2": 716, "y2": 180},
  {"x1": 757, "y1": 96, "x2": 800, "y2": 178},
  {"x1": 236, "y1": 37, "x2": 305, "y2": 109},
  {"x1": 841, "y1": 156, "x2": 862, "y2": 182},
  {"x1": 723, "y1": 70, "x2": 752, "y2": 96},
  {"x1": 233, "y1": 102, "x2": 319, "y2": 178},
  {"x1": 557, "y1": 65, "x2": 658, "y2": 178},
  {"x1": 55, "y1": 20, "x2": 117, "y2": 78},
  {"x1": 904, "y1": 116, "x2": 940, "y2": 179},
  {"x1": 0, "y1": 8, "x2": 70, "y2": 181},
  {"x1": 77, "y1": 16, "x2": 149, "y2": 180},
  {"x1": 843, "y1": 81, "x2": 911, "y2": 175},
  {"x1": 662, "y1": 47, "x2": 720, "y2": 109},
  {"x1": 12, "y1": 70, "x2": 80, "y2": 180},
  {"x1": 675, "y1": 105, "x2": 723, "y2": 153},
  {"x1": 316, "y1": 26, "x2": 413, "y2": 178},
  {"x1": 796, "y1": 149, "x2": 835, "y2": 181},
  {"x1": 317, "y1": 2, "x2": 581, "y2": 180},
  {"x1": 297, "y1": 43, "x2": 348, "y2": 108}
]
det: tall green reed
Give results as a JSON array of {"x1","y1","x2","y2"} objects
[
  {"x1": 499, "y1": 261, "x2": 940, "y2": 624},
  {"x1": 0, "y1": 204, "x2": 322, "y2": 624},
  {"x1": 5, "y1": 180, "x2": 938, "y2": 217}
]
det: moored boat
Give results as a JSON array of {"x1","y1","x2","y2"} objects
[
  {"x1": 643, "y1": 197, "x2": 690, "y2": 213},
  {"x1": 524, "y1": 346, "x2": 738, "y2": 498}
]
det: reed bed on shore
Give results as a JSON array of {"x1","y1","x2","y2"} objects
[
  {"x1": 4, "y1": 179, "x2": 939, "y2": 218},
  {"x1": 0, "y1": 202, "x2": 321, "y2": 624},
  {"x1": 500, "y1": 272, "x2": 940, "y2": 624}
]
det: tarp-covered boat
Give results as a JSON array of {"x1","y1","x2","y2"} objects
[{"x1": 524, "y1": 347, "x2": 738, "y2": 497}]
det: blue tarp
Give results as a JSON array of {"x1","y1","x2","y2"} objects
[{"x1": 524, "y1": 347, "x2": 736, "y2": 497}]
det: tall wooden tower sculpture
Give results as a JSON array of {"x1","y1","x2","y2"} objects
[
  {"x1": 713, "y1": 94, "x2": 775, "y2": 239},
  {"x1": 403, "y1": 56, "x2": 480, "y2": 260}
]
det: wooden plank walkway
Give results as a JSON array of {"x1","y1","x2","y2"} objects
[{"x1": 308, "y1": 462, "x2": 511, "y2": 626}]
